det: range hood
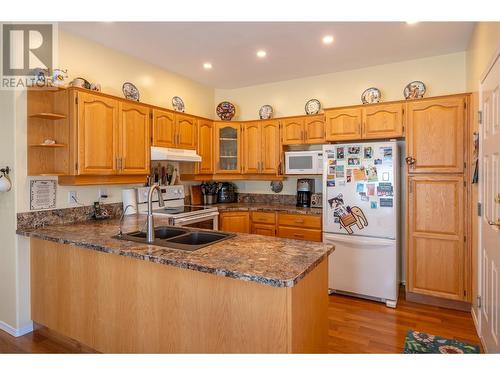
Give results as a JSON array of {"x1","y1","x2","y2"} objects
[{"x1": 151, "y1": 147, "x2": 202, "y2": 162}]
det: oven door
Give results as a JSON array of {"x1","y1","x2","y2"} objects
[{"x1": 173, "y1": 212, "x2": 220, "y2": 230}]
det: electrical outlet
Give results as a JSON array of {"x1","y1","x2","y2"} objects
[
  {"x1": 98, "y1": 188, "x2": 109, "y2": 201},
  {"x1": 68, "y1": 191, "x2": 77, "y2": 204}
]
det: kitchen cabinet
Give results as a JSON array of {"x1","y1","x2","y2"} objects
[
  {"x1": 281, "y1": 116, "x2": 325, "y2": 145},
  {"x1": 251, "y1": 212, "x2": 277, "y2": 236},
  {"x1": 219, "y1": 212, "x2": 250, "y2": 233},
  {"x1": 242, "y1": 120, "x2": 280, "y2": 174},
  {"x1": 118, "y1": 102, "x2": 151, "y2": 175},
  {"x1": 325, "y1": 108, "x2": 362, "y2": 141},
  {"x1": 251, "y1": 223, "x2": 276, "y2": 236},
  {"x1": 152, "y1": 109, "x2": 176, "y2": 148},
  {"x1": 77, "y1": 92, "x2": 119, "y2": 175},
  {"x1": 214, "y1": 122, "x2": 241, "y2": 174},
  {"x1": 362, "y1": 103, "x2": 404, "y2": 139},
  {"x1": 407, "y1": 175, "x2": 465, "y2": 301},
  {"x1": 175, "y1": 114, "x2": 197, "y2": 149},
  {"x1": 197, "y1": 119, "x2": 214, "y2": 174},
  {"x1": 406, "y1": 97, "x2": 465, "y2": 174},
  {"x1": 277, "y1": 213, "x2": 322, "y2": 242}
]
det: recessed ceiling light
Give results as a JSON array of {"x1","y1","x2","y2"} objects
[
  {"x1": 322, "y1": 35, "x2": 334, "y2": 45},
  {"x1": 406, "y1": 21, "x2": 419, "y2": 25},
  {"x1": 203, "y1": 62, "x2": 212, "y2": 70},
  {"x1": 256, "y1": 50, "x2": 267, "y2": 58}
]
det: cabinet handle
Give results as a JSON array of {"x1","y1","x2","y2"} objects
[
  {"x1": 294, "y1": 219, "x2": 305, "y2": 224},
  {"x1": 305, "y1": 130, "x2": 308, "y2": 140},
  {"x1": 301, "y1": 130, "x2": 304, "y2": 141},
  {"x1": 293, "y1": 233, "x2": 304, "y2": 238},
  {"x1": 121, "y1": 157, "x2": 125, "y2": 171}
]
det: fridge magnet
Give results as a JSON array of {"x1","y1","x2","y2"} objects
[
  {"x1": 380, "y1": 198, "x2": 393, "y2": 207},
  {"x1": 382, "y1": 172, "x2": 390, "y2": 181},
  {"x1": 363, "y1": 146, "x2": 373, "y2": 159},
  {"x1": 377, "y1": 182, "x2": 394, "y2": 196},
  {"x1": 366, "y1": 184, "x2": 376, "y2": 196},
  {"x1": 336, "y1": 147, "x2": 345, "y2": 160},
  {"x1": 328, "y1": 165, "x2": 336, "y2": 175},
  {"x1": 348, "y1": 146, "x2": 361, "y2": 155},
  {"x1": 356, "y1": 183, "x2": 365, "y2": 193},
  {"x1": 327, "y1": 180, "x2": 336, "y2": 187},
  {"x1": 353, "y1": 168, "x2": 367, "y2": 181},
  {"x1": 327, "y1": 175, "x2": 335, "y2": 180},
  {"x1": 348, "y1": 158, "x2": 361, "y2": 166},
  {"x1": 334, "y1": 217, "x2": 340, "y2": 223},
  {"x1": 366, "y1": 166, "x2": 378, "y2": 182},
  {"x1": 370, "y1": 201, "x2": 378, "y2": 209},
  {"x1": 328, "y1": 194, "x2": 368, "y2": 235},
  {"x1": 374, "y1": 158, "x2": 382, "y2": 165},
  {"x1": 360, "y1": 192, "x2": 369, "y2": 202},
  {"x1": 335, "y1": 165, "x2": 345, "y2": 178},
  {"x1": 326, "y1": 151, "x2": 335, "y2": 159},
  {"x1": 328, "y1": 159, "x2": 336, "y2": 165},
  {"x1": 382, "y1": 147, "x2": 393, "y2": 160}
]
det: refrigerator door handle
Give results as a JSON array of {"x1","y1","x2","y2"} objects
[{"x1": 324, "y1": 235, "x2": 395, "y2": 247}]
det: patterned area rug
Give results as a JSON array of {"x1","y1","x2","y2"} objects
[{"x1": 404, "y1": 330, "x2": 480, "y2": 354}]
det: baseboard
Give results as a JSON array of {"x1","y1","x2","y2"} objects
[
  {"x1": 471, "y1": 308, "x2": 487, "y2": 352},
  {"x1": 0, "y1": 320, "x2": 34, "y2": 337},
  {"x1": 405, "y1": 291, "x2": 471, "y2": 312}
]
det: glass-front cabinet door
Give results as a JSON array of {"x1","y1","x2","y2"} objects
[{"x1": 214, "y1": 122, "x2": 241, "y2": 173}]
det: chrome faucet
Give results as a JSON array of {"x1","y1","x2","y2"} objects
[
  {"x1": 146, "y1": 184, "x2": 165, "y2": 243},
  {"x1": 118, "y1": 204, "x2": 135, "y2": 237}
]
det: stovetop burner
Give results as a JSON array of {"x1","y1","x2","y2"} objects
[{"x1": 152, "y1": 205, "x2": 215, "y2": 216}]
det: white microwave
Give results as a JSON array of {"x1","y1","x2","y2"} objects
[{"x1": 284, "y1": 151, "x2": 323, "y2": 175}]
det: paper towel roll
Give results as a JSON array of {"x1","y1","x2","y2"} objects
[{"x1": 122, "y1": 189, "x2": 138, "y2": 214}]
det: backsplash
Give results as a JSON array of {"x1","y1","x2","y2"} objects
[{"x1": 236, "y1": 193, "x2": 296, "y2": 205}]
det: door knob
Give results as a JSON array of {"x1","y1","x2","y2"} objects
[
  {"x1": 405, "y1": 156, "x2": 416, "y2": 166},
  {"x1": 488, "y1": 219, "x2": 500, "y2": 227}
]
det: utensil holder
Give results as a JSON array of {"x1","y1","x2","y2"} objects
[{"x1": 203, "y1": 194, "x2": 217, "y2": 205}]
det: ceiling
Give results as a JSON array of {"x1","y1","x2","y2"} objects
[{"x1": 60, "y1": 22, "x2": 475, "y2": 89}]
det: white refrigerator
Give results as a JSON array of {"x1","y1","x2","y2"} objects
[{"x1": 322, "y1": 141, "x2": 400, "y2": 308}]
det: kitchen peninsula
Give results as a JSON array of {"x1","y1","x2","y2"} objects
[{"x1": 17, "y1": 214, "x2": 333, "y2": 353}]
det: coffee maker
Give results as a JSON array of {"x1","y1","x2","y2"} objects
[{"x1": 296, "y1": 179, "x2": 314, "y2": 208}]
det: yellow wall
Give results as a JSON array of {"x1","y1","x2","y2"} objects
[
  {"x1": 465, "y1": 22, "x2": 500, "y2": 325},
  {"x1": 215, "y1": 52, "x2": 467, "y2": 121}
]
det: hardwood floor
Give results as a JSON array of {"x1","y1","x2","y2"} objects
[
  {"x1": 328, "y1": 289, "x2": 482, "y2": 353},
  {"x1": 0, "y1": 289, "x2": 481, "y2": 353}
]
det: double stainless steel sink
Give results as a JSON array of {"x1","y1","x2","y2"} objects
[{"x1": 114, "y1": 226, "x2": 235, "y2": 251}]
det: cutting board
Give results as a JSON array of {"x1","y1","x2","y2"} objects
[{"x1": 190, "y1": 185, "x2": 203, "y2": 205}]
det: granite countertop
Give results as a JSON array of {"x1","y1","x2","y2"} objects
[
  {"x1": 17, "y1": 214, "x2": 333, "y2": 288},
  {"x1": 214, "y1": 203, "x2": 323, "y2": 216}
]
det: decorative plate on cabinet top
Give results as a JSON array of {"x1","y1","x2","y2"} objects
[
  {"x1": 216, "y1": 101, "x2": 236, "y2": 121},
  {"x1": 404, "y1": 81, "x2": 426, "y2": 100},
  {"x1": 122, "y1": 82, "x2": 140, "y2": 101},
  {"x1": 270, "y1": 181, "x2": 283, "y2": 193},
  {"x1": 361, "y1": 87, "x2": 381, "y2": 104},
  {"x1": 305, "y1": 99, "x2": 321, "y2": 115},
  {"x1": 259, "y1": 105, "x2": 274, "y2": 120},
  {"x1": 172, "y1": 96, "x2": 185, "y2": 112}
]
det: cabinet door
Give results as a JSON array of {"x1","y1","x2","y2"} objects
[
  {"x1": 261, "y1": 120, "x2": 280, "y2": 174},
  {"x1": 325, "y1": 108, "x2": 362, "y2": 141},
  {"x1": 219, "y1": 212, "x2": 250, "y2": 233},
  {"x1": 362, "y1": 103, "x2": 404, "y2": 139},
  {"x1": 242, "y1": 122, "x2": 261, "y2": 174},
  {"x1": 304, "y1": 115, "x2": 325, "y2": 144},
  {"x1": 251, "y1": 223, "x2": 276, "y2": 237},
  {"x1": 176, "y1": 114, "x2": 197, "y2": 149},
  {"x1": 214, "y1": 122, "x2": 241, "y2": 174},
  {"x1": 407, "y1": 175, "x2": 465, "y2": 301},
  {"x1": 407, "y1": 97, "x2": 465, "y2": 173},
  {"x1": 281, "y1": 117, "x2": 304, "y2": 145},
  {"x1": 197, "y1": 119, "x2": 214, "y2": 174},
  {"x1": 152, "y1": 109, "x2": 175, "y2": 148},
  {"x1": 77, "y1": 92, "x2": 118, "y2": 175},
  {"x1": 118, "y1": 102, "x2": 150, "y2": 175}
]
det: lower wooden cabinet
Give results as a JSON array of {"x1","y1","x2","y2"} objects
[
  {"x1": 219, "y1": 212, "x2": 250, "y2": 233},
  {"x1": 407, "y1": 174, "x2": 466, "y2": 301},
  {"x1": 277, "y1": 227, "x2": 322, "y2": 242},
  {"x1": 252, "y1": 223, "x2": 276, "y2": 236}
]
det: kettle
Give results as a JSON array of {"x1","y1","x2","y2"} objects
[{"x1": 217, "y1": 182, "x2": 237, "y2": 203}]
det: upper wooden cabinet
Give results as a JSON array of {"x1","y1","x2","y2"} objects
[
  {"x1": 282, "y1": 115, "x2": 325, "y2": 145},
  {"x1": 362, "y1": 103, "x2": 404, "y2": 139},
  {"x1": 152, "y1": 111, "x2": 197, "y2": 150},
  {"x1": 152, "y1": 109, "x2": 175, "y2": 148},
  {"x1": 118, "y1": 102, "x2": 151, "y2": 175},
  {"x1": 304, "y1": 115, "x2": 325, "y2": 144},
  {"x1": 175, "y1": 114, "x2": 197, "y2": 149},
  {"x1": 197, "y1": 119, "x2": 214, "y2": 174},
  {"x1": 214, "y1": 122, "x2": 241, "y2": 174},
  {"x1": 77, "y1": 92, "x2": 119, "y2": 175},
  {"x1": 325, "y1": 108, "x2": 362, "y2": 141},
  {"x1": 407, "y1": 174, "x2": 465, "y2": 301},
  {"x1": 242, "y1": 120, "x2": 280, "y2": 174},
  {"x1": 406, "y1": 96, "x2": 465, "y2": 174}
]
